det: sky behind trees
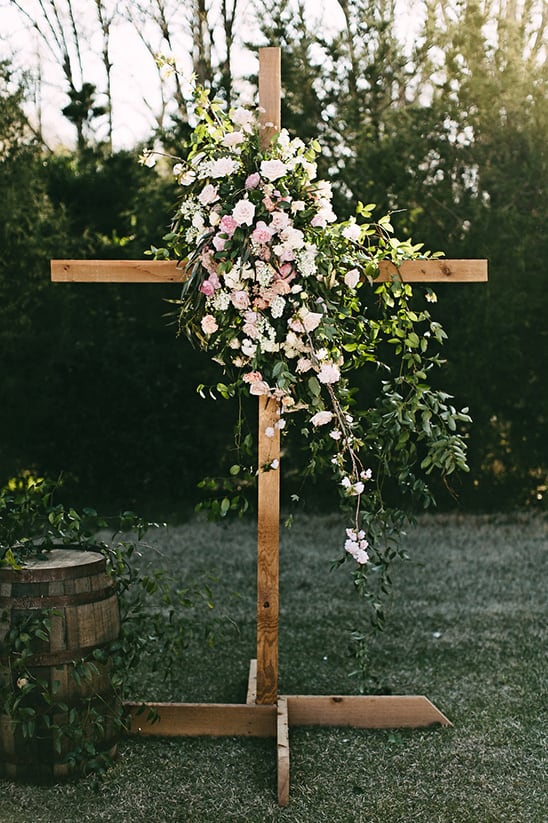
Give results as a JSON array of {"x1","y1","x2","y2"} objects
[{"x1": 1, "y1": 0, "x2": 426, "y2": 149}]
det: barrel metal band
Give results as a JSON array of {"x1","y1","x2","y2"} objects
[{"x1": 0, "y1": 583, "x2": 117, "y2": 610}]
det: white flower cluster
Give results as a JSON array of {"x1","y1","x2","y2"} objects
[{"x1": 344, "y1": 528, "x2": 369, "y2": 565}]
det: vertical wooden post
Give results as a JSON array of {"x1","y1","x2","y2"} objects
[{"x1": 256, "y1": 46, "x2": 282, "y2": 705}]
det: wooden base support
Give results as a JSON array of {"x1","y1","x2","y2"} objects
[
  {"x1": 124, "y1": 661, "x2": 451, "y2": 806},
  {"x1": 277, "y1": 697, "x2": 290, "y2": 806},
  {"x1": 125, "y1": 693, "x2": 451, "y2": 738}
]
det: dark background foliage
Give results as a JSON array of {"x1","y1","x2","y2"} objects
[{"x1": 0, "y1": 0, "x2": 546, "y2": 517}]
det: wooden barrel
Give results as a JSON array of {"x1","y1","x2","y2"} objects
[{"x1": 0, "y1": 548, "x2": 121, "y2": 783}]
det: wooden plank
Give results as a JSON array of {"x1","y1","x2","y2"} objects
[
  {"x1": 124, "y1": 702, "x2": 277, "y2": 737},
  {"x1": 51, "y1": 258, "x2": 488, "y2": 284},
  {"x1": 277, "y1": 697, "x2": 290, "y2": 806},
  {"x1": 51, "y1": 259, "x2": 189, "y2": 283},
  {"x1": 255, "y1": 46, "x2": 282, "y2": 707},
  {"x1": 258, "y1": 46, "x2": 282, "y2": 142},
  {"x1": 285, "y1": 695, "x2": 452, "y2": 728},
  {"x1": 256, "y1": 396, "x2": 281, "y2": 704},
  {"x1": 377, "y1": 258, "x2": 488, "y2": 283},
  {"x1": 246, "y1": 658, "x2": 258, "y2": 705}
]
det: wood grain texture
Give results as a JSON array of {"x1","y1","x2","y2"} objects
[
  {"x1": 50, "y1": 259, "x2": 189, "y2": 283},
  {"x1": 125, "y1": 702, "x2": 277, "y2": 737},
  {"x1": 259, "y1": 47, "x2": 281, "y2": 143},
  {"x1": 285, "y1": 695, "x2": 452, "y2": 728},
  {"x1": 51, "y1": 258, "x2": 487, "y2": 283},
  {"x1": 254, "y1": 46, "x2": 283, "y2": 707},
  {"x1": 256, "y1": 396, "x2": 281, "y2": 705},
  {"x1": 246, "y1": 658, "x2": 258, "y2": 705},
  {"x1": 277, "y1": 696, "x2": 290, "y2": 806}
]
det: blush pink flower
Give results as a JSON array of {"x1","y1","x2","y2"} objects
[
  {"x1": 199, "y1": 279, "x2": 215, "y2": 296},
  {"x1": 212, "y1": 234, "x2": 226, "y2": 251},
  {"x1": 201, "y1": 314, "x2": 218, "y2": 335},
  {"x1": 277, "y1": 263, "x2": 294, "y2": 279},
  {"x1": 342, "y1": 223, "x2": 361, "y2": 242},
  {"x1": 296, "y1": 357, "x2": 313, "y2": 373},
  {"x1": 243, "y1": 370, "x2": 263, "y2": 384},
  {"x1": 197, "y1": 183, "x2": 219, "y2": 205},
  {"x1": 245, "y1": 172, "x2": 261, "y2": 189},
  {"x1": 231, "y1": 290, "x2": 250, "y2": 310},
  {"x1": 209, "y1": 157, "x2": 239, "y2": 178},
  {"x1": 270, "y1": 278, "x2": 292, "y2": 296},
  {"x1": 270, "y1": 210, "x2": 291, "y2": 232},
  {"x1": 219, "y1": 214, "x2": 238, "y2": 237},
  {"x1": 249, "y1": 380, "x2": 271, "y2": 396},
  {"x1": 221, "y1": 131, "x2": 245, "y2": 147},
  {"x1": 252, "y1": 221, "x2": 274, "y2": 244},
  {"x1": 318, "y1": 363, "x2": 341, "y2": 384},
  {"x1": 289, "y1": 310, "x2": 323, "y2": 333},
  {"x1": 310, "y1": 410, "x2": 334, "y2": 426},
  {"x1": 344, "y1": 268, "x2": 361, "y2": 289}
]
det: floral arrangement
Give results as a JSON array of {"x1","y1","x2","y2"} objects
[{"x1": 143, "y1": 80, "x2": 470, "y2": 640}]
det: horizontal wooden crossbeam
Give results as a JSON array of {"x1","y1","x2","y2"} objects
[
  {"x1": 51, "y1": 258, "x2": 488, "y2": 284},
  {"x1": 124, "y1": 694, "x2": 451, "y2": 738}
]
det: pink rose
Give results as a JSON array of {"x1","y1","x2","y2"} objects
[
  {"x1": 201, "y1": 314, "x2": 218, "y2": 335},
  {"x1": 260, "y1": 159, "x2": 288, "y2": 181},
  {"x1": 251, "y1": 220, "x2": 274, "y2": 244},
  {"x1": 344, "y1": 268, "x2": 361, "y2": 289},
  {"x1": 243, "y1": 370, "x2": 263, "y2": 383},
  {"x1": 197, "y1": 183, "x2": 219, "y2": 206},
  {"x1": 249, "y1": 380, "x2": 271, "y2": 396},
  {"x1": 270, "y1": 211, "x2": 290, "y2": 232},
  {"x1": 231, "y1": 290, "x2": 250, "y2": 310},
  {"x1": 317, "y1": 363, "x2": 340, "y2": 384},
  {"x1": 209, "y1": 157, "x2": 239, "y2": 178},
  {"x1": 245, "y1": 173, "x2": 261, "y2": 189},
  {"x1": 277, "y1": 263, "x2": 294, "y2": 279},
  {"x1": 212, "y1": 234, "x2": 226, "y2": 251},
  {"x1": 289, "y1": 310, "x2": 322, "y2": 333},
  {"x1": 310, "y1": 410, "x2": 334, "y2": 426},
  {"x1": 219, "y1": 215, "x2": 238, "y2": 236},
  {"x1": 199, "y1": 279, "x2": 215, "y2": 296},
  {"x1": 271, "y1": 278, "x2": 291, "y2": 296}
]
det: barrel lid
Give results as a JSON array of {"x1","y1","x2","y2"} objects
[{"x1": 0, "y1": 548, "x2": 106, "y2": 582}]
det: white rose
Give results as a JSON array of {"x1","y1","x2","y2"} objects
[
  {"x1": 344, "y1": 268, "x2": 361, "y2": 289},
  {"x1": 222, "y1": 131, "x2": 246, "y2": 147},
  {"x1": 310, "y1": 410, "x2": 334, "y2": 427},
  {"x1": 209, "y1": 157, "x2": 239, "y2": 178},
  {"x1": 232, "y1": 199, "x2": 256, "y2": 226},
  {"x1": 260, "y1": 159, "x2": 288, "y2": 181},
  {"x1": 342, "y1": 223, "x2": 361, "y2": 242},
  {"x1": 198, "y1": 184, "x2": 219, "y2": 206}
]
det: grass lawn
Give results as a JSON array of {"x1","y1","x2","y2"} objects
[{"x1": 1, "y1": 511, "x2": 546, "y2": 822}]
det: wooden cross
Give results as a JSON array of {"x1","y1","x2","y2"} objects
[{"x1": 51, "y1": 47, "x2": 488, "y2": 805}]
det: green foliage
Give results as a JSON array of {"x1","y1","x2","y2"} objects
[
  {"x1": 255, "y1": 0, "x2": 548, "y2": 509},
  {"x1": 0, "y1": 476, "x2": 218, "y2": 779}
]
